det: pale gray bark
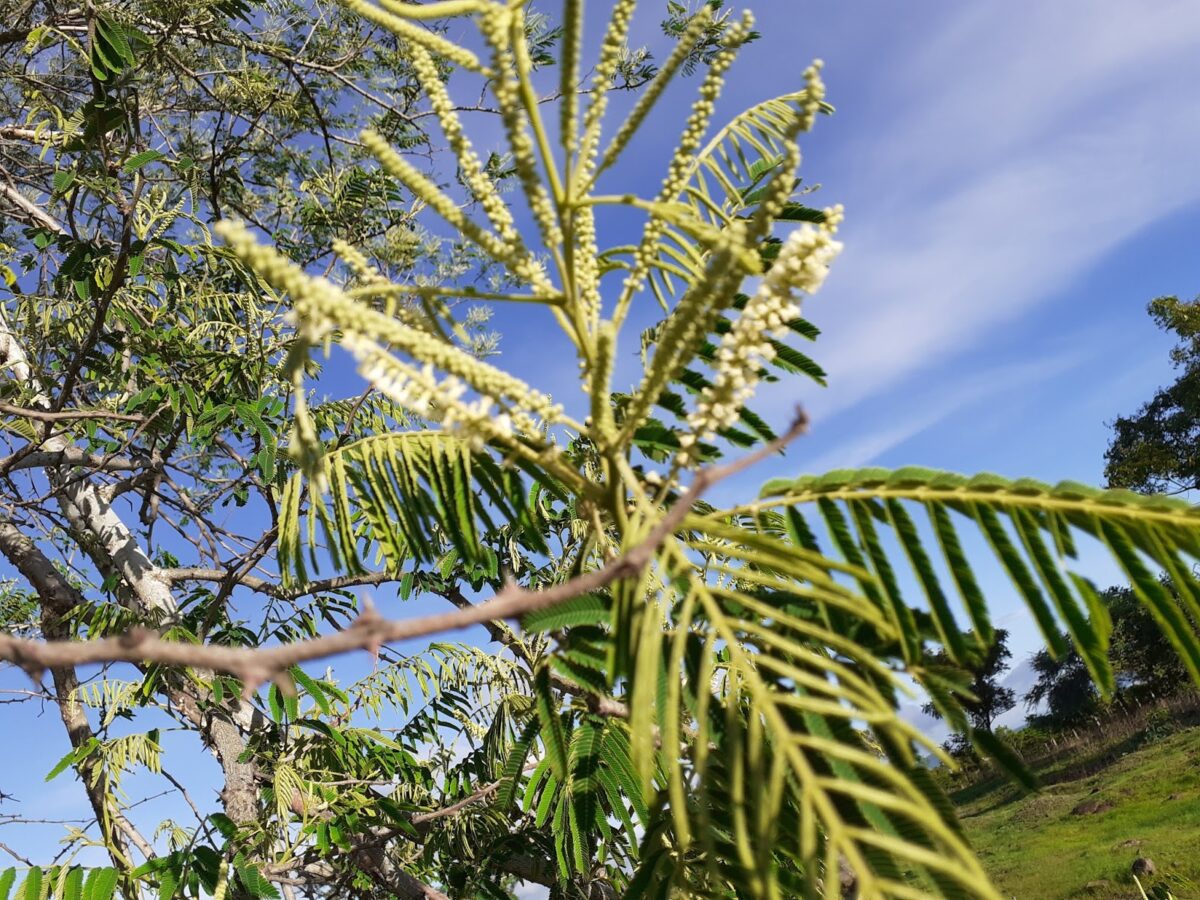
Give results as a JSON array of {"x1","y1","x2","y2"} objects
[
  {"x1": 0, "y1": 521, "x2": 131, "y2": 869},
  {"x1": 0, "y1": 306, "x2": 262, "y2": 823}
]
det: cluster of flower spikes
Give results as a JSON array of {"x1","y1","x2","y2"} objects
[
  {"x1": 572, "y1": 0, "x2": 636, "y2": 169},
  {"x1": 214, "y1": 220, "x2": 564, "y2": 450},
  {"x1": 340, "y1": 333, "x2": 523, "y2": 449},
  {"x1": 568, "y1": 6, "x2": 720, "y2": 333},
  {"x1": 478, "y1": 6, "x2": 562, "y2": 249},
  {"x1": 359, "y1": 130, "x2": 555, "y2": 299},
  {"x1": 623, "y1": 65, "x2": 831, "y2": 446},
  {"x1": 684, "y1": 204, "x2": 844, "y2": 446},
  {"x1": 404, "y1": 40, "x2": 518, "y2": 248}
]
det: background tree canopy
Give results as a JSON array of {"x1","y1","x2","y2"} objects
[
  {"x1": 1, "y1": 1, "x2": 1199, "y2": 898},
  {"x1": 1105, "y1": 295, "x2": 1200, "y2": 495}
]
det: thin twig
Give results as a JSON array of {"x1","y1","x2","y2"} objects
[{"x1": 0, "y1": 403, "x2": 148, "y2": 423}]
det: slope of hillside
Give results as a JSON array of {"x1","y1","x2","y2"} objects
[{"x1": 955, "y1": 727, "x2": 1200, "y2": 899}]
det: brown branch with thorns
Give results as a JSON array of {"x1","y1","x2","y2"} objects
[{"x1": 0, "y1": 412, "x2": 808, "y2": 691}]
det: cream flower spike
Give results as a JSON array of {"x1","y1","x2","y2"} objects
[
  {"x1": 215, "y1": 220, "x2": 573, "y2": 437},
  {"x1": 685, "y1": 206, "x2": 844, "y2": 445},
  {"x1": 479, "y1": 6, "x2": 563, "y2": 249},
  {"x1": 621, "y1": 13, "x2": 756, "y2": 300},
  {"x1": 360, "y1": 130, "x2": 555, "y2": 298},
  {"x1": 341, "y1": 333, "x2": 528, "y2": 450},
  {"x1": 574, "y1": 0, "x2": 638, "y2": 183},
  {"x1": 405, "y1": 43, "x2": 518, "y2": 247},
  {"x1": 337, "y1": 0, "x2": 487, "y2": 73}
]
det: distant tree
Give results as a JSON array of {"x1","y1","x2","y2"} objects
[
  {"x1": 923, "y1": 629, "x2": 1017, "y2": 736},
  {"x1": 1105, "y1": 295, "x2": 1200, "y2": 494},
  {"x1": 1106, "y1": 585, "x2": 1193, "y2": 697},
  {"x1": 1025, "y1": 639, "x2": 1098, "y2": 725},
  {"x1": 1024, "y1": 585, "x2": 1196, "y2": 729}
]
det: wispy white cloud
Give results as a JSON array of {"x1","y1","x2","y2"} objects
[
  {"x1": 794, "y1": 0, "x2": 1200, "y2": 419},
  {"x1": 796, "y1": 351, "x2": 1085, "y2": 474}
]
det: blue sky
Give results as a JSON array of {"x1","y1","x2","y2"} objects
[
  {"x1": 744, "y1": 0, "x2": 1200, "y2": 666},
  {"x1": 493, "y1": 0, "x2": 1200, "y2": 733},
  {"x1": 586, "y1": 0, "x2": 1200, "y2": 665},
  {"x1": 4, "y1": 0, "x2": 1200, "y2": 874}
]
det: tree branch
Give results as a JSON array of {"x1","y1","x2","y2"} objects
[
  {"x1": 0, "y1": 447, "x2": 158, "y2": 474},
  {"x1": 0, "y1": 180, "x2": 65, "y2": 235},
  {"x1": 0, "y1": 413, "x2": 808, "y2": 688},
  {"x1": 0, "y1": 403, "x2": 148, "y2": 423}
]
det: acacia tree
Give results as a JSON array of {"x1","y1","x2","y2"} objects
[{"x1": 2, "y1": 1, "x2": 1200, "y2": 899}]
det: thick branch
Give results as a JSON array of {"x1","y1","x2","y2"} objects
[
  {"x1": 0, "y1": 521, "x2": 131, "y2": 871},
  {"x1": 0, "y1": 306, "x2": 262, "y2": 824},
  {"x1": 0, "y1": 403, "x2": 148, "y2": 423},
  {"x1": 0, "y1": 413, "x2": 808, "y2": 687},
  {"x1": 0, "y1": 447, "x2": 156, "y2": 474},
  {"x1": 0, "y1": 180, "x2": 65, "y2": 235}
]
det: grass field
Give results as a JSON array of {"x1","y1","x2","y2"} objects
[{"x1": 953, "y1": 725, "x2": 1200, "y2": 899}]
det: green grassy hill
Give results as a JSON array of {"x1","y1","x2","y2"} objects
[{"x1": 954, "y1": 726, "x2": 1200, "y2": 899}]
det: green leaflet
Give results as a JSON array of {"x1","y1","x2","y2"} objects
[
  {"x1": 927, "y1": 501, "x2": 993, "y2": 649},
  {"x1": 82, "y1": 868, "x2": 118, "y2": 900},
  {"x1": 288, "y1": 666, "x2": 332, "y2": 716},
  {"x1": 534, "y1": 667, "x2": 569, "y2": 780},
  {"x1": 522, "y1": 593, "x2": 610, "y2": 632},
  {"x1": 17, "y1": 870, "x2": 39, "y2": 900},
  {"x1": 235, "y1": 866, "x2": 279, "y2": 899},
  {"x1": 122, "y1": 150, "x2": 164, "y2": 174},
  {"x1": 751, "y1": 467, "x2": 1200, "y2": 680},
  {"x1": 279, "y1": 432, "x2": 531, "y2": 583},
  {"x1": 886, "y1": 498, "x2": 968, "y2": 664},
  {"x1": 495, "y1": 719, "x2": 539, "y2": 810},
  {"x1": 91, "y1": 15, "x2": 137, "y2": 81},
  {"x1": 567, "y1": 720, "x2": 605, "y2": 872}
]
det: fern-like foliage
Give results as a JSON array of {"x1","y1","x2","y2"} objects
[
  {"x1": 278, "y1": 432, "x2": 542, "y2": 583},
  {"x1": 752, "y1": 470, "x2": 1200, "y2": 691},
  {"x1": 212, "y1": 0, "x2": 1200, "y2": 897}
]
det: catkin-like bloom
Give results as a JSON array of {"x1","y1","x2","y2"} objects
[
  {"x1": 798, "y1": 59, "x2": 827, "y2": 132},
  {"x1": 331, "y1": 239, "x2": 439, "y2": 334},
  {"x1": 622, "y1": 221, "x2": 753, "y2": 438},
  {"x1": 622, "y1": 14, "x2": 755, "y2": 299},
  {"x1": 337, "y1": 0, "x2": 486, "y2": 73},
  {"x1": 596, "y1": 7, "x2": 715, "y2": 176},
  {"x1": 479, "y1": 8, "x2": 563, "y2": 248},
  {"x1": 405, "y1": 44, "x2": 518, "y2": 247},
  {"x1": 361, "y1": 129, "x2": 553, "y2": 296},
  {"x1": 332, "y1": 239, "x2": 387, "y2": 286},
  {"x1": 573, "y1": 0, "x2": 638, "y2": 184},
  {"x1": 558, "y1": 0, "x2": 584, "y2": 155},
  {"x1": 341, "y1": 333, "x2": 528, "y2": 448},
  {"x1": 571, "y1": 205, "x2": 602, "y2": 328},
  {"x1": 684, "y1": 208, "x2": 844, "y2": 445},
  {"x1": 215, "y1": 220, "x2": 566, "y2": 439}
]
